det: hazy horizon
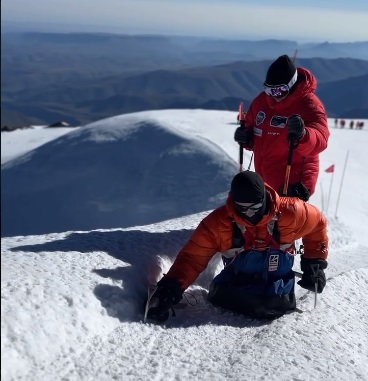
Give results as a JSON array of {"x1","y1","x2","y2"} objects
[
  {"x1": 2, "y1": 0, "x2": 368, "y2": 43},
  {"x1": 2, "y1": 20, "x2": 367, "y2": 46}
]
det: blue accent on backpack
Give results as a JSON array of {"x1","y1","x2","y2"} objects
[{"x1": 213, "y1": 248, "x2": 295, "y2": 296}]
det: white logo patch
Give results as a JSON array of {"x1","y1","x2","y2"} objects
[
  {"x1": 268, "y1": 254, "x2": 279, "y2": 271},
  {"x1": 254, "y1": 127, "x2": 262, "y2": 137}
]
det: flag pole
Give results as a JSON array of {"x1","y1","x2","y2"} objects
[
  {"x1": 326, "y1": 170, "x2": 334, "y2": 215},
  {"x1": 335, "y1": 151, "x2": 349, "y2": 218}
]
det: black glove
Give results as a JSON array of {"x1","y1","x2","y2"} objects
[
  {"x1": 278, "y1": 181, "x2": 310, "y2": 201},
  {"x1": 146, "y1": 277, "x2": 183, "y2": 322},
  {"x1": 298, "y1": 257, "x2": 327, "y2": 293},
  {"x1": 234, "y1": 127, "x2": 254, "y2": 147},
  {"x1": 288, "y1": 181, "x2": 311, "y2": 201},
  {"x1": 288, "y1": 115, "x2": 306, "y2": 142}
]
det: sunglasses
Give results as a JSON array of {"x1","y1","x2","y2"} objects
[
  {"x1": 234, "y1": 200, "x2": 263, "y2": 217},
  {"x1": 264, "y1": 70, "x2": 298, "y2": 99}
]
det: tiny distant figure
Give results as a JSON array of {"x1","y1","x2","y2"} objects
[
  {"x1": 340, "y1": 119, "x2": 346, "y2": 128},
  {"x1": 334, "y1": 118, "x2": 338, "y2": 128},
  {"x1": 350, "y1": 120, "x2": 354, "y2": 129},
  {"x1": 357, "y1": 121, "x2": 364, "y2": 130}
]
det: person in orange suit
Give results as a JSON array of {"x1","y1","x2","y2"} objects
[{"x1": 147, "y1": 171, "x2": 328, "y2": 322}]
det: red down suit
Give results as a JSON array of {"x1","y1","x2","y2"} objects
[{"x1": 243, "y1": 67, "x2": 330, "y2": 194}]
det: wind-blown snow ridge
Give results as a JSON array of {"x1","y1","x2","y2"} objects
[{"x1": 2, "y1": 112, "x2": 238, "y2": 237}]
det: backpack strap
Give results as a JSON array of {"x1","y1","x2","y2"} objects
[
  {"x1": 265, "y1": 219, "x2": 280, "y2": 248},
  {"x1": 231, "y1": 220, "x2": 245, "y2": 248}
]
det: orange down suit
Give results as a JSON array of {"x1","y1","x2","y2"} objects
[{"x1": 166, "y1": 185, "x2": 328, "y2": 290}]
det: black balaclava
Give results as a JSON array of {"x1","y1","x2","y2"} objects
[{"x1": 230, "y1": 171, "x2": 268, "y2": 224}]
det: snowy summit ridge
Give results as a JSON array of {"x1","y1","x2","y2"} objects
[{"x1": 2, "y1": 110, "x2": 238, "y2": 236}]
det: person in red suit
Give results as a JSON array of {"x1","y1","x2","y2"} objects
[{"x1": 234, "y1": 55, "x2": 330, "y2": 200}]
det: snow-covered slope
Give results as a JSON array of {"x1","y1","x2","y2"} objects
[
  {"x1": 1, "y1": 110, "x2": 368, "y2": 381},
  {"x1": 1, "y1": 126, "x2": 77, "y2": 164},
  {"x1": 2, "y1": 216, "x2": 367, "y2": 381},
  {"x1": 2, "y1": 110, "x2": 367, "y2": 240}
]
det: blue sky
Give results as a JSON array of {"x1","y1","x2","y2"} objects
[{"x1": 2, "y1": 0, "x2": 368, "y2": 42}]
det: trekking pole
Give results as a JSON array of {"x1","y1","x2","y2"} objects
[
  {"x1": 238, "y1": 102, "x2": 245, "y2": 172},
  {"x1": 282, "y1": 138, "x2": 298, "y2": 196},
  {"x1": 239, "y1": 143, "x2": 244, "y2": 172},
  {"x1": 295, "y1": 268, "x2": 319, "y2": 309},
  {"x1": 310, "y1": 264, "x2": 320, "y2": 308},
  {"x1": 247, "y1": 152, "x2": 254, "y2": 170}
]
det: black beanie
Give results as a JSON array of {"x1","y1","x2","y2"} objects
[
  {"x1": 264, "y1": 55, "x2": 296, "y2": 86},
  {"x1": 231, "y1": 171, "x2": 265, "y2": 203}
]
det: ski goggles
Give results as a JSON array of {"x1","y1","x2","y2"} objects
[
  {"x1": 264, "y1": 70, "x2": 298, "y2": 98},
  {"x1": 234, "y1": 200, "x2": 263, "y2": 217},
  {"x1": 264, "y1": 84, "x2": 290, "y2": 98}
]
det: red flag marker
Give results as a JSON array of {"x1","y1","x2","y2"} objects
[{"x1": 325, "y1": 164, "x2": 335, "y2": 173}]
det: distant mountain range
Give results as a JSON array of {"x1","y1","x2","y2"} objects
[{"x1": 2, "y1": 32, "x2": 368, "y2": 126}]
